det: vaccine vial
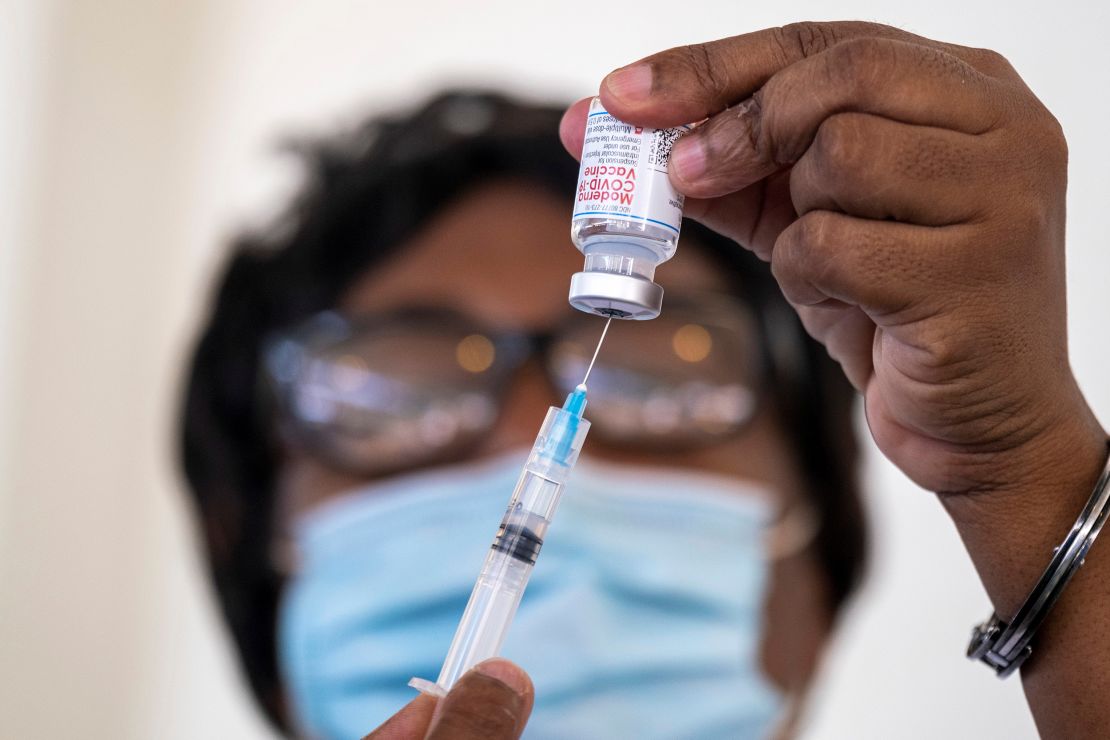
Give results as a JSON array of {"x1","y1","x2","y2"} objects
[{"x1": 569, "y1": 97, "x2": 691, "y2": 320}]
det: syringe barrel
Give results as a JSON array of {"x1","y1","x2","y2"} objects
[{"x1": 432, "y1": 405, "x2": 590, "y2": 691}]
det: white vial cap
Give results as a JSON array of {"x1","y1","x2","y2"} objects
[
  {"x1": 568, "y1": 242, "x2": 665, "y2": 319},
  {"x1": 568, "y1": 271, "x2": 663, "y2": 319}
]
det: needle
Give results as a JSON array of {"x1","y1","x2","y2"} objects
[{"x1": 580, "y1": 317, "x2": 612, "y2": 388}]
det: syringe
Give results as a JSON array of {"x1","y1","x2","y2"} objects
[{"x1": 409, "y1": 318, "x2": 610, "y2": 696}]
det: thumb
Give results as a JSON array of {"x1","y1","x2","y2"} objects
[{"x1": 425, "y1": 659, "x2": 534, "y2": 740}]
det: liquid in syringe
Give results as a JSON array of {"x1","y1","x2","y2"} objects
[{"x1": 409, "y1": 318, "x2": 610, "y2": 695}]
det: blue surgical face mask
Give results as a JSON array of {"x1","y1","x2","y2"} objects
[{"x1": 279, "y1": 452, "x2": 785, "y2": 739}]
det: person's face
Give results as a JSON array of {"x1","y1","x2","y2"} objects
[{"x1": 280, "y1": 178, "x2": 805, "y2": 519}]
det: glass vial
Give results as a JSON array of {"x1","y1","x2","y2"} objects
[{"x1": 569, "y1": 97, "x2": 690, "y2": 320}]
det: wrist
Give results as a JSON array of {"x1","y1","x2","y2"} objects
[
  {"x1": 966, "y1": 446, "x2": 1110, "y2": 677},
  {"x1": 940, "y1": 396, "x2": 1107, "y2": 616}
]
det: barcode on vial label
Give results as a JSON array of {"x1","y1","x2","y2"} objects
[{"x1": 647, "y1": 127, "x2": 684, "y2": 169}]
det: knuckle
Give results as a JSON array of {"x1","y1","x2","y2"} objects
[
  {"x1": 1000, "y1": 107, "x2": 1068, "y2": 228},
  {"x1": 977, "y1": 47, "x2": 1010, "y2": 69},
  {"x1": 1037, "y1": 110, "x2": 1069, "y2": 168},
  {"x1": 1007, "y1": 194, "x2": 1057, "y2": 245},
  {"x1": 771, "y1": 213, "x2": 841, "y2": 304},
  {"x1": 830, "y1": 37, "x2": 896, "y2": 78},
  {"x1": 795, "y1": 209, "x2": 839, "y2": 253},
  {"x1": 989, "y1": 85, "x2": 1067, "y2": 178},
  {"x1": 775, "y1": 22, "x2": 843, "y2": 61},
  {"x1": 774, "y1": 212, "x2": 834, "y2": 272},
  {"x1": 826, "y1": 37, "x2": 898, "y2": 92},
  {"x1": 811, "y1": 114, "x2": 870, "y2": 183},
  {"x1": 966, "y1": 46, "x2": 1015, "y2": 77},
  {"x1": 674, "y1": 43, "x2": 730, "y2": 101}
]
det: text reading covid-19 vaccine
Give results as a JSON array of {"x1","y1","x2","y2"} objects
[{"x1": 569, "y1": 97, "x2": 690, "y2": 320}]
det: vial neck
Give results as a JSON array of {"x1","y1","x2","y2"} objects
[{"x1": 582, "y1": 242, "x2": 659, "y2": 281}]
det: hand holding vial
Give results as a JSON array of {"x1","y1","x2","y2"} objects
[
  {"x1": 360, "y1": 20, "x2": 1109, "y2": 740},
  {"x1": 560, "y1": 21, "x2": 1109, "y2": 739}
]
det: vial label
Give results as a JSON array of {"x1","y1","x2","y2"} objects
[{"x1": 572, "y1": 99, "x2": 689, "y2": 235}]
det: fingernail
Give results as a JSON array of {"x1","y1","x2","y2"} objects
[
  {"x1": 670, "y1": 136, "x2": 707, "y2": 182},
  {"x1": 604, "y1": 64, "x2": 653, "y2": 103},
  {"x1": 474, "y1": 659, "x2": 529, "y2": 696}
]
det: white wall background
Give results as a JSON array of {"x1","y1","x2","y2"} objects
[{"x1": 2, "y1": 1, "x2": 1106, "y2": 738}]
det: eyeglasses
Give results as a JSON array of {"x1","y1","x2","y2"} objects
[{"x1": 263, "y1": 292, "x2": 768, "y2": 476}]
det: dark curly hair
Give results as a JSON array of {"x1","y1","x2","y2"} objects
[{"x1": 178, "y1": 90, "x2": 866, "y2": 733}]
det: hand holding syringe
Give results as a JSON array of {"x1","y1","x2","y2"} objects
[{"x1": 409, "y1": 318, "x2": 612, "y2": 696}]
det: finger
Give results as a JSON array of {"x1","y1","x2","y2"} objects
[
  {"x1": 599, "y1": 21, "x2": 933, "y2": 127},
  {"x1": 789, "y1": 113, "x2": 992, "y2": 225},
  {"x1": 683, "y1": 168, "x2": 796, "y2": 260},
  {"x1": 669, "y1": 37, "x2": 1007, "y2": 198},
  {"x1": 425, "y1": 660, "x2": 534, "y2": 740},
  {"x1": 361, "y1": 694, "x2": 438, "y2": 740},
  {"x1": 599, "y1": 24, "x2": 1022, "y2": 128},
  {"x1": 559, "y1": 97, "x2": 593, "y2": 160},
  {"x1": 769, "y1": 209, "x2": 969, "y2": 319},
  {"x1": 793, "y1": 303, "x2": 877, "y2": 391}
]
